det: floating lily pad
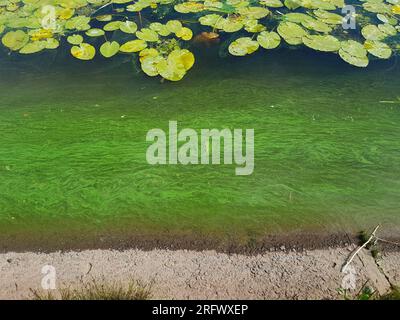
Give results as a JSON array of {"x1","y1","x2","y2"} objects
[
  {"x1": 19, "y1": 41, "x2": 46, "y2": 54},
  {"x1": 103, "y1": 21, "x2": 122, "y2": 31},
  {"x1": 85, "y1": 28, "x2": 105, "y2": 37},
  {"x1": 259, "y1": 0, "x2": 284, "y2": 7},
  {"x1": 166, "y1": 20, "x2": 183, "y2": 33},
  {"x1": 100, "y1": 41, "x2": 120, "y2": 58},
  {"x1": 136, "y1": 28, "x2": 159, "y2": 42},
  {"x1": 378, "y1": 23, "x2": 397, "y2": 36},
  {"x1": 119, "y1": 39, "x2": 147, "y2": 52},
  {"x1": 67, "y1": 34, "x2": 83, "y2": 45},
  {"x1": 363, "y1": 1, "x2": 390, "y2": 14},
  {"x1": 65, "y1": 16, "x2": 90, "y2": 31},
  {"x1": 199, "y1": 14, "x2": 222, "y2": 26},
  {"x1": 257, "y1": 31, "x2": 281, "y2": 49},
  {"x1": 174, "y1": 2, "x2": 205, "y2": 13},
  {"x1": 313, "y1": 9, "x2": 344, "y2": 25},
  {"x1": 364, "y1": 39, "x2": 392, "y2": 59},
  {"x1": 176, "y1": 27, "x2": 193, "y2": 40},
  {"x1": 301, "y1": 18, "x2": 332, "y2": 33},
  {"x1": 228, "y1": 37, "x2": 259, "y2": 56},
  {"x1": 70, "y1": 43, "x2": 96, "y2": 60},
  {"x1": 237, "y1": 7, "x2": 270, "y2": 19},
  {"x1": 361, "y1": 24, "x2": 387, "y2": 40},
  {"x1": 302, "y1": 34, "x2": 340, "y2": 52},
  {"x1": 141, "y1": 55, "x2": 164, "y2": 76},
  {"x1": 339, "y1": 49, "x2": 369, "y2": 67},
  {"x1": 119, "y1": 21, "x2": 138, "y2": 34},
  {"x1": 277, "y1": 21, "x2": 307, "y2": 45},
  {"x1": 2, "y1": 30, "x2": 29, "y2": 51}
]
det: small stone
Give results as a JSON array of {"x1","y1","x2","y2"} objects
[{"x1": 280, "y1": 245, "x2": 286, "y2": 251}]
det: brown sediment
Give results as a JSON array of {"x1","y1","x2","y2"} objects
[{"x1": 1, "y1": 226, "x2": 399, "y2": 254}]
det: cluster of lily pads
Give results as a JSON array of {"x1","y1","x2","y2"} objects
[{"x1": 1, "y1": 0, "x2": 400, "y2": 81}]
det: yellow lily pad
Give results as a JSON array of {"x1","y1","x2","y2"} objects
[
  {"x1": 120, "y1": 39, "x2": 147, "y2": 53},
  {"x1": 228, "y1": 37, "x2": 259, "y2": 56},
  {"x1": 176, "y1": 27, "x2": 193, "y2": 40},
  {"x1": 71, "y1": 43, "x2": 96, "y2": 60}
]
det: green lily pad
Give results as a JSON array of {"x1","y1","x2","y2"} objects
[
  {"x1": 222, "y1": 17, "x2": 244, "y2": 32},
  {"x1": 363, "y1": 1, "x2": 390, "y2": 14},
  {"x1": 136, "y1": 28, "x2": 159, "y2": 42},
  {"x1": 378, "y1": 23, "x2": 397, "y2": 36},
  {"x1": 103, "y1": 21, "x2": 122, "y2": 31},
  {"x1": 313, "y1": 9, "x2": 344, "y2": 25},
  {"x1": 284, "y1": 13, "x2": 314, "y2": 24},
  {"x1": 361, "y1": 24, "x2": 387, "y2": 40},
  {"x1": 364, "y1": 40, "x2": 392, "y2": 59},
  {"x1": 120, "y1": 39, "x2": 147, "y2": 53},
  {"x1": 277, "y1": 21, "x2": 307, "y2": 45},
  {"x1": 228, "y1": 37, "x2": 259, "y2": 56},
  {"x1": 259, "y1": 0, "x2": 284, "y2": 7},
  {"x1": 340, "y1": 40, "x2": 368, "y2": 58},
  {"x1": 65, "y1": 16, "x2": 90, "y2": 31},
  {"x1": 257, "y1": 31, "x2": 281, "y2": 49},
  {"x1": 301, "y1": 18, "x2": 332, "y2": 33},
  {"x1": 2, "y1": 30, "x2": 29, "y2": 51},
  {"x1": 199, "y1": 14, "x2": 222, "y2": 26},
  {"x1": 166, "y1": 20, "x2": 183, "y2": 33},
  {"x1": 85, "y1": 28, "x2": 105, "y2": 37},
  {"x1": 339, "y1": 49, "x2": 369, "y2": 67},
  {"x1": 70, "y1": 43, "x2": 96, "y2": 60},
  {"x1": 100, "y1": 41, "x2": 120, "y2": 58},
  {"x1": 302, "y1": 34, "x2": 341, "y2": 52},
  {"x1": 67, "y1": 34, "x2": 83, "y2": 45},
  {"x1": 120, "y1": 21, "x2": 138, "y2": 34},
  {"x1": 19, "y1": 41, "x2": 46, "y2": 54},
  {"x1": 237, "y1": 7, "x2": 270, "y2": 19}
]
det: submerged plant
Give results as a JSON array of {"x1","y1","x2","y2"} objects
[{"x1": 1, "y1": 0, "x2": 400, "y2": 81}]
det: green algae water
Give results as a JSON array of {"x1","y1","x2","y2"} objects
[{"x1": 0, "y1": 49, "x2": 399, "y2": 250}]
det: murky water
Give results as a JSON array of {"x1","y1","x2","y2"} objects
[{"x1": 0, "y1": 48, "x2": 399, "y2": 247}]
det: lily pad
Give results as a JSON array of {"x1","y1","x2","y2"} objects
[
  {"x1": 19, "y1": 41, "x2": 46, "y2": 54},
  {"x1": 2, "y1": 30, "x2": 29, "y2": 51},
  {"x1": 378, "y1": 23, "x2": 397, "y2": 36},
  {"x1": 100, "y1": 41, "x2": 120, "y2": 58},
  {"x1": 228, "y1": 37, "x2": 259, "y2": 56},
  {"x1": 119, "y1": 21, "x2": 138, "y2": 34},
  {"x1": 361, "y1": 24, "x2": 386, "y2": 40},
  {"x1": 85, "y1": 28, "x2": 105, "y2": 37},
  {"x1": 70, "y1": 43, "x2": 96, "y2": 60},
  {"x1": 136, "y1": 28, "x2": 159, "y2": 42},
  {"x1": 277, "y1": 21, "x2": 307, "y2": 45},
  {"x1": 257, "y1": 31, "x2": 281, "y2": 49},
  {"x1": 67, "y1": 34, "x2": 83, "y2": 45},
  {"x1": 259, "y1": 0, "x2": 284, "y2": 7},
  {"x1": 302, "y1": 34, "x2": 341, "y2": 52},
  {"x1": 119, "y1": 39, "x2": 147, "y2": 52},
  {"x1": 364, "y1": 40, "x2": 392, "y2": 59},
  {"x1": 176, "y1": 27, "x2": 193, "y2": 40},
  {"x1": 339, "y1": 49, "x2": 369, "y2": 67}
]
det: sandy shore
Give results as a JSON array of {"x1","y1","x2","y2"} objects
[{"x1": 0, "y1": 245, "x2": 399, "y2": 300}]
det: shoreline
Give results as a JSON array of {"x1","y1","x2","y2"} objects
[
  {"x1": 1, "y1": 245, "x2": 399, "y2": 300},
  {"x1": 1, "y1": 230, "x2": 400, "y2": 254}
]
